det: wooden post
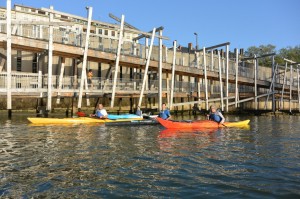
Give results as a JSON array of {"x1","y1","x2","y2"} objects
[
  {"x1": 225, "y1": 44, "x2": 229, "y2": 112},
  {"x1": 203, "y1": 47, "x2": 208, "y2": 110},
  {"x1": 196, "y1": 52, "x2": 201, "y2": 104},
  {"x1": 158, "y1": 29, "x2": 163, "y2": 111},
  {"x1": 197, "y1": 77, "x2": 201, "y2": 105},
  {"x1": 56, "y1": 57, "x2": 65, "y2": 104},
  {"x1": 73, "y1": 58, "x2": 78, "y2": 89},
  {"x1": 298, "y1": 66, "x2": 300, "y2": 112},
  {"x1": 138, "y1": 28, "x2": 156, "y2": 107},
  {"x1": 170, "y1": 40, "x2": 176, "y2": 110},
  {"x1": 210, "y1": 50, "x2": 214, "y2": 71},
  {"x1": 271, "y1": 56, "x2": 276, "y2": 112},
  {"x1": 6, "y1": 0, "x2": 12, "y2": 118},
  {"x1": 37, "y1": 53, "x2": 42, "y2": 89},
  {"x1": 47, "y1": 6, "x2": 54, "y2": 112},
  {"x1": 218, "y1": 50, "x2": 224, "y2": 111},
  {"x1": 280, "y1": 62, "x2": 288, "y2": 110},
  {"x1": 110, "y1": 15, "x2": 125, "y2": 108},
  {"x1": 235, "y1": 48, "x2": 239, "y2": 108},
  {"x1": 85, "y1": 61, "x2": 90, "y2": 106},
  {"x1": 254, "y1": 55, "x2": 258, "y2": 110},
  {"x1": 78, "y1": 7, "x2": 92, "y2": 110},
  {"x1": 145, "y1": 37, "x2": 149, "y2": 58},
  {"x1": 297, "y1": 67, "x2": 300, "y2": 112},
  {"x1": 265, "y1": 64, "x2": 278, "y2": 110},
  {"x1": 289, "y1": 64, "x2": 293, "y2": 113}
]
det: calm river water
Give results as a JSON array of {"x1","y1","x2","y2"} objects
[{"x1": 0, "y1": 114, "x2": 300, "y2": 198}]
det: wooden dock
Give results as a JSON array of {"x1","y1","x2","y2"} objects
[{"x1": 0, "y1": 2, "x2": 300, "y2": 117}]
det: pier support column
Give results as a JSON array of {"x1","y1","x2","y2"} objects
[
  {"x1": 272, "y1": 56, "x2": 276, "y2": 112},
  {"x1": 297, "y1": 67, "x2": 300, "y2": 112},
  {"x1": 254, "y1": 55, "x2": 258, "y2": 110},
  {"x1": 170, "y1": 40, "x2": 176, "y2": 110},
  {"x1": 218, "y1": 51, "x2": 224, "y2": 111},
  {"x1": 203, "y1": 47, "x2": 208, "y2": 110},
  {"x1": 6, "y1": 0, "x2": 12, "y2": 118},
  {"x1": 138, "y1": 28, "x2": 156, "y2": 108},
  {"x1": 56, "y1": 57, "x2": 65, "y2": 104},
  {"x1": 47, "y1": 6, "x2": 54, "y2": 113},
  {"x1": 225, "y1": 44, "x2": 229, "y2": 112},
  {"x1": 158, "y1": 29, "x2": 163, "y2": 111},
  {"x1": 111, "y1": 15, "x2": 125, "y2": 108},
  {"x1": 235, "y1": 48, "x2": 239, "y2": 108},
  {"x1": 78, "y1": 7, "x2": 92, "y2": 110},
  {"x1": 289, "y1": 64, "x2": 293, "y2": 113}
]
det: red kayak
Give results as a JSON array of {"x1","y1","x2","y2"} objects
[{"x1": 156, "y1": 117, "x2": 250, "y2": 129}]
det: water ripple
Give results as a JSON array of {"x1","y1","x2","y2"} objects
[{"x1": 0, "y1": 115, "x2": 300, "y2": 198}]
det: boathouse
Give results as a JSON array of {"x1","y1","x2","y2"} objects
[{"x1": 0, "y1": 2, "x2": 300, "y2": 117}]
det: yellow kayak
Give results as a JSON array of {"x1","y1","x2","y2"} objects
[{"x1": 27, "y1": 117, "x2": 143, "y2": 124}]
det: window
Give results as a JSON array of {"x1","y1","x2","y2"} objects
[
  {"x1": 32, "y1": 53, "x2": 38, "y2": 73},
  {"x1": 104, "y1": 30, "x2": 108, "y2": 36},
  {"x1": 98, "y1": 29, "x2": 102, "y2": 35},
  {"x1": 61, "y1": 15, "x2": 68, "y2": 19},
  {"x1": 112, "y1": 31, "x2": 115, "y2": 37},
  {"x1": 17, "y1": 51, "x2": 22, "y2": 72},
  {"x1": 38, "y1": 10, "x2": 46, "y2": 15}
]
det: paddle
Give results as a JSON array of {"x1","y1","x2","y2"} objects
[{"x1": 220, "y1": 123, "x2": 227, "y2": 127}]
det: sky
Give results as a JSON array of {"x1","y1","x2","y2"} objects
[{"x1": 1, "y1": 0, "x2": 299, "y2": 51}]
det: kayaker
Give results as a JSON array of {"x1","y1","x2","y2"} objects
[
  {"x1": 207, "y1": 105, "x2": 225, "y2": 124},
  {"x1": 159, "y1": 103, "x2": 171, "y2": 120},
  {"x1": 90, "y1": 103, "x2": 108, "y2": 119},
  {"x1": 136, "y1": 106, "x2": 142, "y2": 116}
]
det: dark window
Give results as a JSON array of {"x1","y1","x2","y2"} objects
[
  {"x1": 32, "y1": 53, "x2": 38, "y2": 73},
  {"x1": 104, "y1": 30, "x2": 108, "y2": 36},
  {"x1": 61, "y1": 15, "x2": 68, "y2": 19},
  {"x1": 38, "y1": 10, "x2": 46, "y2": 15},
  {"x1": 130, "y1": 68, "x2": 133, "y2": 79},
  {"x1": 120, "y1": 66, "x2": 122, "y2": 81},
  {"x1": 17, "y1": 51, "x2": 22, "y2": 72}
]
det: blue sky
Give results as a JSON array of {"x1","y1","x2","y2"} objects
[{"x1": 1, "y1": 0, "x2": 299, "y2": 51}]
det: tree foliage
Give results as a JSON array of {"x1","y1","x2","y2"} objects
[
  {"x1": 245, "y1": 44, "x2": 276, "y2": 67},
  {"x1": 277, "y1": 45, "x2": 300, "y2": 65},
  {"x1": 245, "y1": 44, "x2": 300, "y2": 67}
]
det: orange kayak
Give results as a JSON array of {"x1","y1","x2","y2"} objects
[{"x1": 156, "y1": 117, "x2": 250, "y2": 129}]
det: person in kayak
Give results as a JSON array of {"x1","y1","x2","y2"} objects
[
  {"x1": 159, "y1": 103, "x2": 171, "y2": 120},
  {"x1": 90, "y1": 103, "x2": 108, "y2": 119},
  {"x1": 207, "y1": 105, "x2": 225, "y2": 124},
  {"x1": 136, "y1": 106, "x2": 142, "y2": 116}
]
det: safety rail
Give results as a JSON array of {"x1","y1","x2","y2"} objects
[{"x1": 0, "y1": 23, "x2": 273, "y2": 80}]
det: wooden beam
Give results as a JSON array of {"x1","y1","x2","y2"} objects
[
  {"x1": 78, "y1": 7, "x2": 92, "y2": 109},
  {"x1": 133, "y1": 26, "x2": 164, "y2": 41},
  {"x1": 0, "y1": 20, "x2": 74, "y2": 26},
  {"x1": 111, "y1": 15, "x2": 125, "y2": 108},
  {"x1": 170, "y1": 40, "x2": 176, "y2": 110},
  {"x1": 138, "y1": 28, "x2": 156, "y2": 107},
  {"x1": 47, "y1": 6, "x2": 54, "y2": 112},
  {"x1": 197, "y1": 42, "x2": 230, "y2": 52}
]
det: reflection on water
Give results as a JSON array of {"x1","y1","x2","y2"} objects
[{"x1": 0, "y1": 115, "x2": 300, "y2": 198}]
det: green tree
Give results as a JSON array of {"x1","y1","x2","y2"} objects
[
  {"x1": 277, "y1": 45, "x2": 300, "y2": 65},
  {"x1": 245, "y1": 44, "x2": 276, "y2": 67}
]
